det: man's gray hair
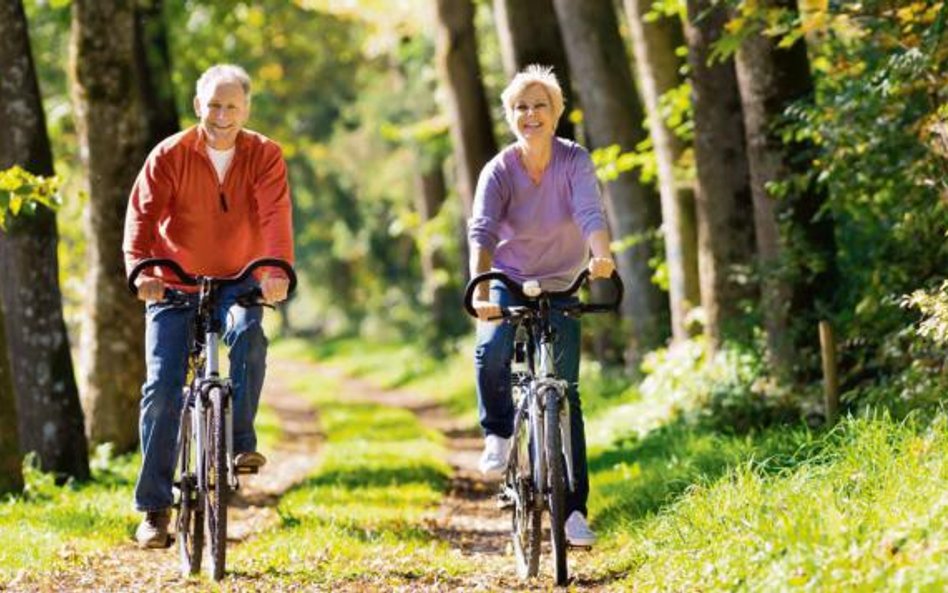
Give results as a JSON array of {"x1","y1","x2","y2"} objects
[{"x1": 195, "y1": 64, "x2": 252, "y2": 101}]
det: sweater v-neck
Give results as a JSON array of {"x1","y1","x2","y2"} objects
[{"x1": 513, "y1": 143, "x2": 554, "y2": 187}]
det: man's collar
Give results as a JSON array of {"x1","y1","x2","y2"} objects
[{"x1": 193, "y1": 125, "x2": 247, "y2": 152}]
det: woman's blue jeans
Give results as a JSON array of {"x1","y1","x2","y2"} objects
[
  {"x1": 474, "y1": 282, "x2": 589, "y2": 516},
  {"x1": 134, "y1": 278, "x2": 267, "y2": 512}
]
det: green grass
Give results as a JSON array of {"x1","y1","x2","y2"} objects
[
  {"x1": 272, "y1": 336, "x2": 477, "y2": 419},
  {"x1": 12, "y1": 335, "x2": 948, "y2": 590},
  {"x1": 0, "y1": 450, "x2": 140, "y2": 580},
  {"x1": 584, "y1": 412, "x2": 948, "y2": 591},
  {"x1": 231, "y1": 353, "x2": 470, "y2": 586},
  {"x1": 0, "y1": 386, "x2": 284, "y2": 582}
]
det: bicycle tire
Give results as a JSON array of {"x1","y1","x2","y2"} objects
[
  {"x1": 176, "y1": 401, "x2": 204, "y2": 575},
  {"x1": 206, "y1": 386, "x2": 228, "y2": 581},
  {"x1": 510, "y1": 428, "x2": 541, "y2": 578},
  {"x1": 544, "y1": 391, "x2": 568, "y2": 586}
]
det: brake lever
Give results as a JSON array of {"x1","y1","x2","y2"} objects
[
  {"x1": 160, "y1": 289, "x2": 191, "y2": 307},
  {"x1": 235, "y1": 295, "x2": 275, "y2": 309}
]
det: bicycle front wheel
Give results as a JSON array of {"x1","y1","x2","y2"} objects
[
  {"x1": 206, "y1": 386, "x2": 229, "y2": 581},
  {"x1": 544, "y1": 391, "x2": 568, "y2": 586},
  {"x1": 510, "y1": 430, "x2": 541, "y2": 578},
  {"x1": 176, "y1": 399, "x2": 203, "y2": 575}
]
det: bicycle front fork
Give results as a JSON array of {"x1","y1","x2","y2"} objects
[{"x1": 534, "y1": 381, "x2": 576, "y2": 493}]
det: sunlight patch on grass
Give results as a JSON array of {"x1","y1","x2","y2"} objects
[
  {"x1": 590, "y1": 413, "x2": 948, "y2": 591},
  {"x1": 0, "y1": 451, "x2": 140, "y2": 580}
]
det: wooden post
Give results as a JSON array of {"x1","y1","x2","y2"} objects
[{"x1": 819, "y1": 321, "x2": 838, "y2": 423}]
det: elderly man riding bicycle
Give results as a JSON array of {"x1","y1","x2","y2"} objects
[{"x1": 123, "y1": 64, "x2": 293, "y2": 548}]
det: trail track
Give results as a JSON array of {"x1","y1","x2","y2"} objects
[{"x1": 8, "y1": 356, "x2": 616, "y2": 592}]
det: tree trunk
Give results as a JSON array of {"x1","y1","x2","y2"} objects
[
  {"x1": 492, "y1": 0, "x2": 575, "y2": 140},
  {"x1": 0, "y1": 302, "x2": 22, "y2": 493},
  {"x1": 683, "y1": 0, "x2": 756, "y2": 352},
  {"x1": 625, "y1": 0, "x2": 700, "y2": 343},
  {"x1": 552, "y1": 0, "x2": 667, "y2": 367},
  {"x1": 133, "y1": 0, "x2": 179, "y2": 146},
  {"x1": 414, "y1": 156, "x2": 461, "y2": 352},
  {"x1": 0, "y1": 0, "x2": 89, "y2": 482},
  {"x1": 70, "y1": 0, "x2": 149, "y2": 453},
  {"x1": 734, "y1": 0, "x2": 837, "y2": 378},
  {"x1": 434, "y1": 0, "x2": 499, "y2": 219}
]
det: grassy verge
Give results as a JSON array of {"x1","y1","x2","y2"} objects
[
  {"x1": 591, "y1": 412, "x2": 948, "y2": 591},
  {"x1": 0, "y1": 449, "x2": 140, "y2": 581}
]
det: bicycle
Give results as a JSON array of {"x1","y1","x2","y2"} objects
[
  {"x1": 463, "y1": 269, "x2": 622, "y2": 586},
  {"x1": 128, "y1": 257, "x2": 297, "y2": 581}
]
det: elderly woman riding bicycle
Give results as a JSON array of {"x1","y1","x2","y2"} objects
[{"x1": 467, "y1": 64, "x2": 616, "y2": 547}]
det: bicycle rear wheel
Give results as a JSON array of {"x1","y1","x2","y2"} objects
[
  {"x1": 206, "y1": 386, "x2": 229, "y2": 581},
  {"x1": 176, "y1": 398, "x2": 203, "y2": 575},
  {"x1": 509, "y1": 430, "x2": 541, "y2": 578},
  {"x1": 544, "y1": 391, "x2": 568, "y2": 586}
]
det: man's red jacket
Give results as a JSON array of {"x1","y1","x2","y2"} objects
[{"x1": 123, "y1": 126, "x2": 294, "y2": 286}]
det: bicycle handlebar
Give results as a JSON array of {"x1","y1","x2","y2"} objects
[
  {"x1": 127, "y1": 257, "x2": 298, "y2": 298},
  {"x1": 462, "y1": 268, "x2": 624, "y2": 319}
]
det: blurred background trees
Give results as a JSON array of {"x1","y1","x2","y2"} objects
[{"x1": 1, "y1": 0, "x2": 946, "y2": 491}]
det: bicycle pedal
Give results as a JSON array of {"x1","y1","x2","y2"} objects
[{"x1": 496, "y1": 492, "x2": 514, "y2": 509}]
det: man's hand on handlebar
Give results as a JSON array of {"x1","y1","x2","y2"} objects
[
  {"x1": 136, "y1": 277, "x2": 165, "y2": 302},
  {"x1": 261, "y1": 274, "x2": 289, "y2": 304},
  {"x1": 588, "y1": 256, "x2": 616, "y2": 280}
]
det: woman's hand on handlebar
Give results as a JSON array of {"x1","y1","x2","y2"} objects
[
  {"x1": 472, "y1": 298, "x2": 502, "y2": 322},
  {"x1": 135, "y1": 277, "x2": 165, "y2": 302},
  {"x1": 588, "y1": 256, "x2": 616, "y2": 280}
]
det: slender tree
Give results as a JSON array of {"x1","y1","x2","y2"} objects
[
  {"x1": 552, "y1": 0, "x2": 667, "y2": 365},
  {"x1": 434, "y1": 0, "x2": 498, "y2": 220},
  {"x1": 624, "y1": 0, "x2": 700, "y2": 342},
  {"x1": 492, "y1": 0, "x2": 575, "y2": 140},
  {"x1": 734, "y1": 0, "x2": 837, "y2": 377},
  {"x1": 0, "y1": 0, "x2": 90, "y2": 482},
  {"x1": 69, "y1": 0, "x2": 149, "y2": 452},
  {"x1": 434, "y1": 0, "x2": 498, "y2": 287},
  {"x1": 133, "y1": 0, "x2": 179, "y2": 146},
  {"x1": 414, "y1": 151, "x2": 456, "y2": 345},
  {"x1": 683, "y1": 0, "x2": 756, "y2": 352},
  {"x1": 0, "y1": 302, "x2": 21, "y2": 493}
]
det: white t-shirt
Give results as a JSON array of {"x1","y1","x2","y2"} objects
[{"x1": 206, "y1": 146, "x2": 235, "y2": 183}]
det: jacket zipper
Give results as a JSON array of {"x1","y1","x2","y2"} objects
[{"x1": 219, "y1": 186, "x2": 229, "y2": 212}]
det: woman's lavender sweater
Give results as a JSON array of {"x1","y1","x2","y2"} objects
[{"x1": 468, "y1": 137, "x2": 608, "y2": 290}]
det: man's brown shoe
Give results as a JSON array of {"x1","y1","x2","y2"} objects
[
  {"x1": 135, "y1": 508, "x2": 171, "y2": 549},
  {"x1": 234, "y1": 451, "x2": 267, "y2": 469}
]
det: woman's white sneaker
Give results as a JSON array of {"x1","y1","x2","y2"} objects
[
  {"x1": 478, "y1": 435, "x2": 510, "y2": 480},
  {"x1": 565, "y1": 511, "x2": 596, "y2": 547}
]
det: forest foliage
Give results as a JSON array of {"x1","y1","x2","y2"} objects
[{"x1": 8, "y1": 0, "x2": 948, "y2": 424}]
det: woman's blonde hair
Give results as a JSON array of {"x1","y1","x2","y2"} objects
[{"x1": 501, "y1": 64, "x2": 565, "y2": 129}]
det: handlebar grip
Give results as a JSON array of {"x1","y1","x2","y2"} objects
[
  {"x1": 234, "y1": 258, "x2": 298, "y2": 296},
  {"x1": 463, "y1": 271, "x2": 529, "y2": 319},
  {"x1": 462, "y1": 268, "x2": 624, "y2": 319},
  {"x1": 127, "y1": 258, "x2": 198, "y2": 296}
]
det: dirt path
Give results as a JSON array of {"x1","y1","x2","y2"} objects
[
  {"x1": 9, "y1": 358, "x2": 322, "y2": 593},
  {"x1": 10, "y1": 356, "x2": 615, "y2": 592},
  {"x1": 321, "y1": 367, "x2": 609, "y2": 592}
]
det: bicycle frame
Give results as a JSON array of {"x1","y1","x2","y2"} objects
[
  {"x1": 463, "y1": 268, "x2": 623, "y2": 585},
  {"x1": 510, "y1": 300, "x2": 575, "y2": 503},
  {"x1": 128, "y1": 257, "x2": 296, "y2": 580},
  {"x1": 189, "y1": 278, "x2": 237, "y2": 493}
]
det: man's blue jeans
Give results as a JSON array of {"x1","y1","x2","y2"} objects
[
  {"x1": 134, "y1": 279, "x2": 267, "y2": 512},
  {"x1": 474, "y1": 282, "x2": 589, "y2": 516}
]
